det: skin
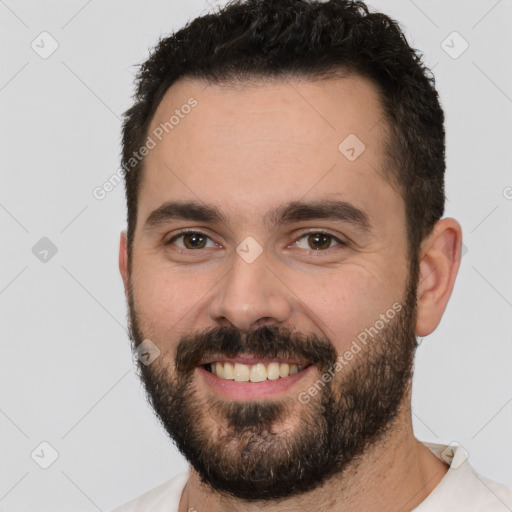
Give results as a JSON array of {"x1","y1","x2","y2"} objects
[{"x1": 119, "y1": 74, "x2": 463, "y2": 511}]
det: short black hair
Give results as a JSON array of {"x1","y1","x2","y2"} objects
[{"x1": 121, "y1": 0, "x2": 445, "y2": 275}]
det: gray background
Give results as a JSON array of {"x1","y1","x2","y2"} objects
[{"x1": 1, "y1": 0, "x2": 511, "y2": 510}]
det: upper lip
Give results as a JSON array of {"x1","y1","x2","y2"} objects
[{"x1": 200, "y1": 354, "x2": 311, "y2": 366}]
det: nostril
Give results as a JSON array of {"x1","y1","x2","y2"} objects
[{"x1": 252, "y1": 318, "x2": 275, "y2": 330}]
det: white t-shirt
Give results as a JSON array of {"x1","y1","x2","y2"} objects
[{"x1": 111, "y1": 441, "x2": 512, "y2": 511}]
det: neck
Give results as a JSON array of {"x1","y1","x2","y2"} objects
[{"x1": 178, "y1": 400, "x2": 449, "y2": 512}]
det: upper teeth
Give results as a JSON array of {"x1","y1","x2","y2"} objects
[{"x1": 210, "y1": 361, "x2": 304, "y2": 382}]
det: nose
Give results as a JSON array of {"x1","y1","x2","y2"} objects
[{"x1": 207, "y1": 248, "x2": 292, "y2": 333}]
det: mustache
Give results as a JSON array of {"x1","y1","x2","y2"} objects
[{"x1": 174, "y1": 325, "x2": 337, "y2": 375}]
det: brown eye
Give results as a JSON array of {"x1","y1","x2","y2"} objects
[
  {"x1": 182, "y1": 233, "x2": 207, "y2": 249},
  {"x1": 167, "y1": 231, "x2": 214, "y2": 250},
  {"x1": 295, "y1": 232, "x2": 345, "y2": 251},
  {"x1": 308, "y1": 233, "x2": 331, "y2": 250}
]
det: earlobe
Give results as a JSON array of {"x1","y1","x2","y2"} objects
[
  {"x1": 119, "y1": 230, "x2": 130, "y2": 296},
  {"x1": 415, "y1": 218, "x2": 463, "y2": 337}
]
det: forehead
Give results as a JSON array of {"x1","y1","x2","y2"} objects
[
  {"x1": 148, "y1": 73, "x2": 386, "y2": 155},
  {"x1": 137, "y1": 74, "x2": 402, "y2": 236}
]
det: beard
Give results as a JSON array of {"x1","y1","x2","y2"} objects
[{"x1": 126, "y1": 258, "x2": 420, "y2": 502}]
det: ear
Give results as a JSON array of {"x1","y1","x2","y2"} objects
[
  {"x1": 119, "y1": 230, "x2": 130, "y2": 298},
  {"x1": 415, "y1": 217, "x2": 463, "y2": 337}
]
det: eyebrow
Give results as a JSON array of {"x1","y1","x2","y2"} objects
[{"x1": 143, "y1": 199, "x2": 372, "y2": 234}]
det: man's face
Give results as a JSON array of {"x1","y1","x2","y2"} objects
[{"x1": 122, "y1": 75, "x2": 418, "y2": 500}]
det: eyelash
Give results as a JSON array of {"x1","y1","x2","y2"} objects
[{"x1": 165, "y1": 230, "x2": 347, "y2": 252}]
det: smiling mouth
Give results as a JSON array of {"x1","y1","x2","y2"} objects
[{"x1": 203, "y1": 360, "x2": 312, "y2": 382}]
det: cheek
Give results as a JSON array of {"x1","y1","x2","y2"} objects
[
  {"x1": 131, "y1": 261, "x2": 213, "y2": 333},
  {"x1": 309, "y1": 264, "x2": 394, "y2": 350}
]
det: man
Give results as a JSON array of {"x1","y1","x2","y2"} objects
[{"x1": 113, "y1": 0, "x2": 512, "y2": 510}]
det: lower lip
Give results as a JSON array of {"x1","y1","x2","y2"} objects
[{"x1": 197, "y1": 364, "x2": 316, "y2": 400}]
